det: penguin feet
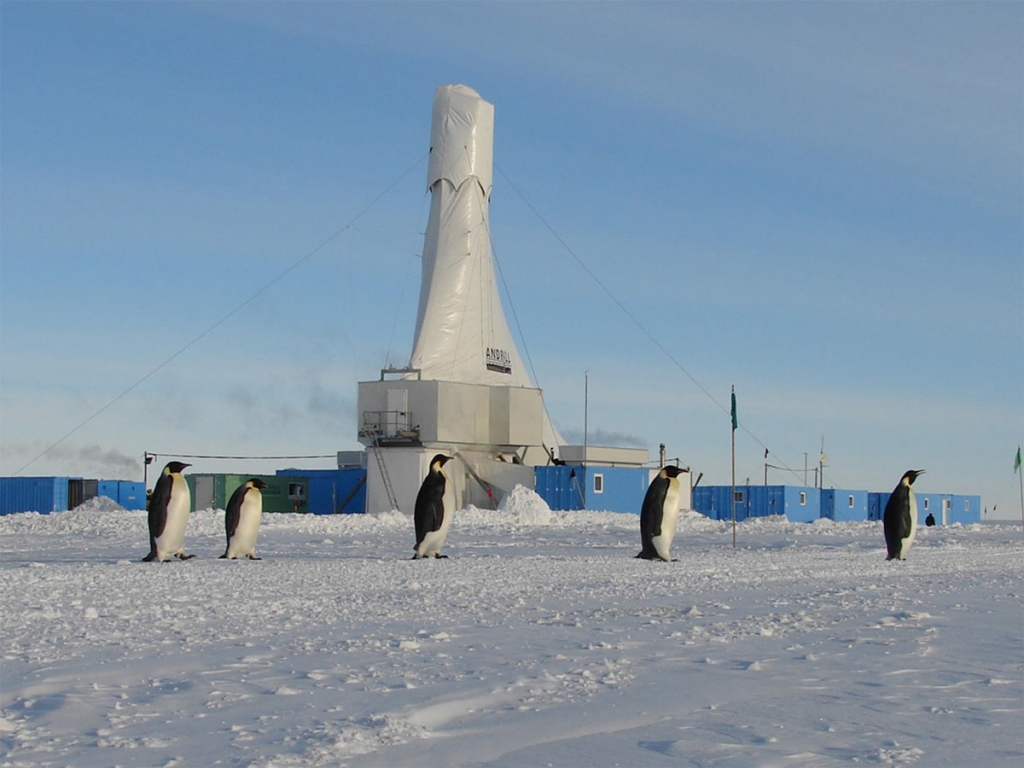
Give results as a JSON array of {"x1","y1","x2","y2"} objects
[
  {"x1": 142, "y1": 552, "x2": 158, "y2": 562},
  {"x1": 246, "y1": 555, "x2": 262, "y2": 560},
  {"x1": 176, "y1": 553, "x2": 196, "y2": 560},
  {"x1": 434, "y1": 553, "x2": 448, "y2": 559}
]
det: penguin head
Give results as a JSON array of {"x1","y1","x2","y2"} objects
[
  {"x1": 430, "y1": 454, "x2": 452, "y2": 472},
  {"x1": 248, "y1": 478, "x2": 270, "y2": 490},
  {"x1": 902, "y1": 469, "x2": 925, "y2": 486},
  {"x1": 165, "y1": 461, "x2": 191, "y2": 475},
  {"x1": 662, "y1": 465, "x2": 685, "y2": 479}
]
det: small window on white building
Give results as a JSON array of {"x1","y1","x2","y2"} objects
[
  {"x1": 848, "y1": 495, "x2": 855, "y2": 508},
  {"x1": 593, "y1": 474, "x2": 604, "y2": 494},
  {"x1": 799, "y1": 492, "x2": 807, "y2": 505}
]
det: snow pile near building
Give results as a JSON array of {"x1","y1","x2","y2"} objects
[{"x1": 497, "y1": 483, "x2": 552, "y2": 525}]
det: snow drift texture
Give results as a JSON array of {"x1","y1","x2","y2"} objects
[{"x1": 1, "y1": 491, "x2": 1021, "y2": 767}]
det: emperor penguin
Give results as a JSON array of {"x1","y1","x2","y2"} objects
[
  {"x1": 884, "y1": 469, "x2": 925, "y2": 561},
  {"x1": 143, "y1": 461, "x2": 194, "y2": 562},
  {"x1": 637, "y1": 465, "x2": 686, "y2": 562},
  {"x1": 221, "y1": 478, "x2": 269, "y2": 560},
  {"x1": 413, "y1": 454, "x2": 453, "y2": 559}
]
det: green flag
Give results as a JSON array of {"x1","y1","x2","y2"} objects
[
  {"x1": 1015, "y1": 446, "x2": 1022, "y2": 473},
  {"x1": 731, "y1": 391, "x2": 737, "y2": 431}
]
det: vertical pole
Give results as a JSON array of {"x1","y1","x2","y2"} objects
[
  {"x1": 1018, "y1": 447, "x2": 1024, "y2": 535},
  {"x1": 731, "y1": 385, "x2": 736, "y2": 549},
  {"x1": 583, "y1": 370, "x2": 589, "y2": 468},
  {"x1": 819, "y1": 436, "x2": 825, "y2": 489},
  {"x1": 583, "y1": 369, "x2": 589, "y2": 510},
  {"x1": 1018, "y1": 469, "x2": 1023, "y2": 534}
]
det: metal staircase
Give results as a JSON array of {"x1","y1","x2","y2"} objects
[{"x1": 366, "y1": 427, "x2": 400, "y2": 512}]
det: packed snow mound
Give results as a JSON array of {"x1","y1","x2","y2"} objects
[
  {"x1": 73, "y1": 495, "x2": 125, "y2": 514},
  {"x1": 497, "y1": 484, "x2": 552, "y2": 525},
  {"x1": 0, "y1": 497, "x2": 143, "y2": 537}
]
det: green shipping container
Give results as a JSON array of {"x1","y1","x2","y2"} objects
[{"x1": 186, "y1": 474, "x2": 308, "y2": 514}]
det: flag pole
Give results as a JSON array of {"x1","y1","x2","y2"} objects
[
  {"x1": 731, "y1": 385, "x2": 737, "y2": 549},
  {"x1": 1016, "y1": 445, "x2": 1023, "y2": 535},
  {"x1": 1018, "y1": 466, "x2": 1023, "y2": 536}
]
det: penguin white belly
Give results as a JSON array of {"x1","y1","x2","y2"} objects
[
  {"x1": 900, "y1": 493, "x2": 918, "y2": 559},
  {"x1": 156, "y1": 478, "x2": 190, "y2": 559},
  {"x1": 226, "y1": 493, "x2": 262, "y2": 559},
  {"x1": 651, "y1": 482, "x2": 681, "y2": 561},
  {"x1": 418, "y1": 508, "x2": 452, "y2": 557}
]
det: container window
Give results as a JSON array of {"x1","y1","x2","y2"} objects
[
  {"x1": 799, "y1": 492, "x2": 807, "y2": 505},
  {"x1": 964, "y1": 499, "x2": 970, "y2": 511},
  {"x1": 923, "y1": 498, "x2": 930, "y2": 510},
  {"x1": 288, "y1": 483, "x2": 306, "y2": 499},
  {"x1": 593, "y1": 474, "x2": 604, "y2": 494},
  {"x1": 848, "y1": 495, "x2": 855, "y2": 508},
  {"x1": 733, "y1": 490, "x2": 744, "y2": 503}
]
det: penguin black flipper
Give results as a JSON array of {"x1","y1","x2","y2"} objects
[
  {"x1": 143, "y1": 471, "x2": 173, "y2": 561},
  {"x1": 414, "y1": 490, "x2": 444, "y2": 543},
  {"x1": 224, "y1": 483, "x2": 247, "y2": 549}
]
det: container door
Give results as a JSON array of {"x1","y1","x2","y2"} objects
[
  {"x1": 386, "y1": 389, "x2": 409, "y2": 434},
  {"x1": 194, "y1": 476, "x2": 214, "y2": 511},
  {"x1": 67, "y1": 480, "x2": 83, "y2": 511}
]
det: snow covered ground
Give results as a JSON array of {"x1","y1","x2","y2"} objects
[{"x1": 1, "y1": 488, "x2": 1021, "y2": 767}]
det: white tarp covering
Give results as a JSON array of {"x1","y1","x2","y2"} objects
[{"x1": 408, "y1": 84, "x2": 562, "y2": 454}]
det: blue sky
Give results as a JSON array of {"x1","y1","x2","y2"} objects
[{"x1": 2, "y1": 1, "x2": 1021, "y2": 514}]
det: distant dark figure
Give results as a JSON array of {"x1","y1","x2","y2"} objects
[
  {"x1": 925, "y1": 512, "x2": 935, "y2": 527},
  {"x1": 883, "y1": 469, "x2": 925, "y2": 560},
  {"x1": 550, "y1": 447, "x2": 566, "y2": 466}
]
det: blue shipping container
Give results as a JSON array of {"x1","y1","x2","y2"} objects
[
  {"x1": 693, "y1": 485, "x2": 807, "y2": 521},
  {"x1": 534, "y1": 465, "x2": 649, "y2": 513},
  {"x1": 118, "y1": 481, "x2": 147, "y2": 510},
  {"x1": 0, "y1": 476, "x2": 71, "y2": 515},
  {"x1": 821, "y1": 489, "x2": 869, "y2": 522},
  {"x1": 949, "y1": 495, "x2": 981, "y2": 525},
  {"x1": 90, "y1": 480, "x2": 146, "y2": 510},
  {"x1": 915, "y1": 493, "x2": 946, "y2": 526},
  {"x1": 534, "y1": 466, "x2": 587, "y2": 510},
  {"x1": 97, "y1": 480, "x2": 120, "y2": 503},
  {"x1": 276, "y1": 468, "x2": 367, "y2": 514}
]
